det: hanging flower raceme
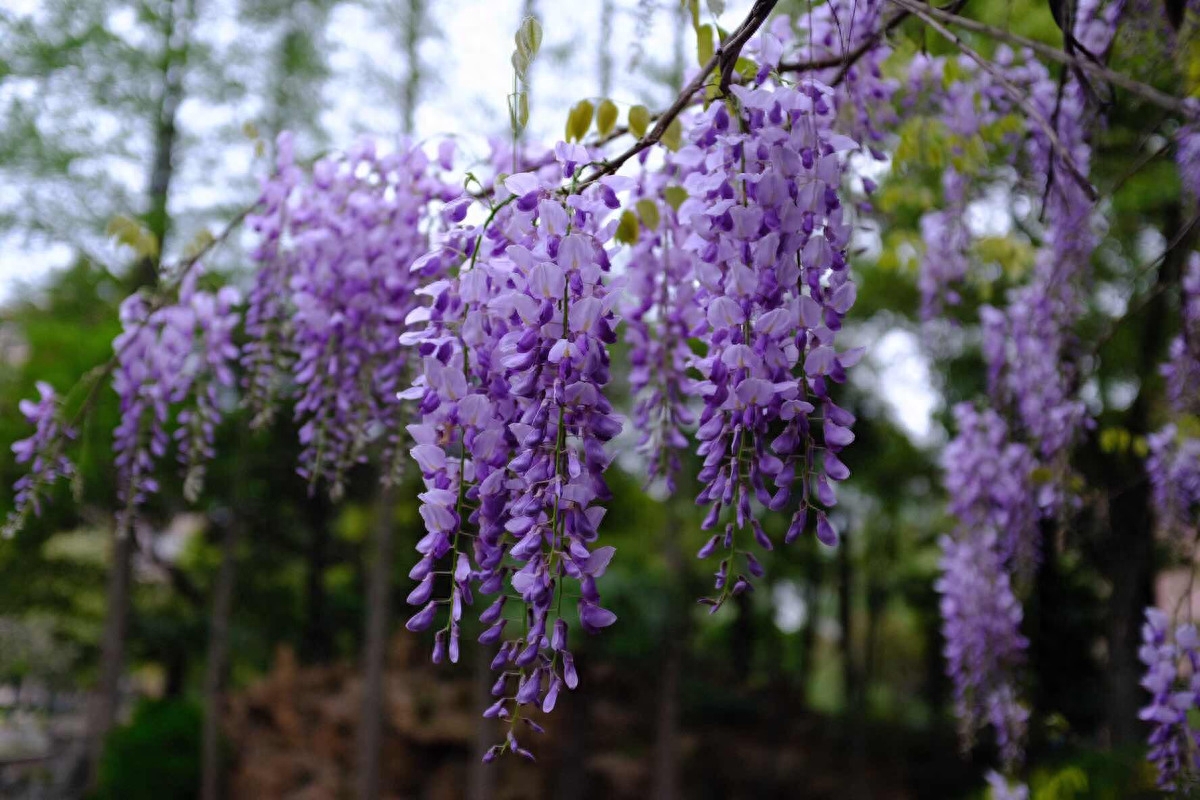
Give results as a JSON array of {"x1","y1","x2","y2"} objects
[
  {"x1": 1147, "y1": 253, "x2": 1200, "y2": 545},
  {"x1": 937, "y1": 404, "x2": 1036, "y2": 770},
  {"x1": 1139, "y1": 608, "x2": 1200, "y2": 792},
  {"x1": 242, "y1": 133, "x2": 460, "y2": 495},
  {"x1": 675, "y1": 77, "x2": 862, "y2": 608},
  {"x1": 111, "y1": 273, "x2": 241, "y2": 528},
  {"x1": 401, "y1": 153, "x2": 628, "y2": 759},
  {"x1": 3, "y1": 382, "x2": 75, "y2": 537},
  {"x1": 790, "y1": 0, "x2": 897, "y2": 160},
  {"x1": 621, "y1": 159, "x2": 702, "y2": 491}
]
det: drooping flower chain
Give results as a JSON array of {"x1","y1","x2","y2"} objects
[
  {"x1": 4, "y1": 382, "x2": 75, "y2": 537},
  {"x1": 243, "y1": 133, "x2": 459, "y2": 495},
  {"x1": 111, "y1": 274, "x2": 241, "y2": 528},
  {"x1": 682, "y1": 79, "x2": 862, "y2": 609},
  {"x1": 402, "y1": 152, "x2": 628, "y2": 759}
]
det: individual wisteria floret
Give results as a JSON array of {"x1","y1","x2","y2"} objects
[
  {"x1": 111, "y1": 272, "x2": 241, "y2": 528},
  {"x1": 401, "y1": 150, "x2": 627, "y2": 760},
  {"x1": 242, "y1": 132, "x2": 460, "y2": 495},
  {"x1": 3, "y1": 382, "x2": 75, "y2": 538},
  {"x1": 1139, "y1": 607, "x2": 1200, "y2": 792},
  {"x1": 678, "y1": 74, "x2": 863, "y2": 610}
]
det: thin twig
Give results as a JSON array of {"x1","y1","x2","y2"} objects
[
  {"x1": 890, "y1": 0, "x2": 1099, "y2": 202},
  {"x1": 576, "y1": 0, "x2": 780, "y2": 189},
  {"x1": 886, "y1": 0, "x2": 1199, "y2": 120},
  {"x1": 1090, "y1": 210, "x2": 1200, "y2": 355},
  {"x1": 779, "y1": 7, "x2": 910, "y2": 82}
]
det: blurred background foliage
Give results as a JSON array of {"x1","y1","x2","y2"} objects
[{"x1": 1, "y1": 0, "x2": 1196, "y2": 797}]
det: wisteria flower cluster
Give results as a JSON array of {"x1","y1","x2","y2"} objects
[
  {"x1": 3, "y1": 382, "x2": 75, "y2": 537},
  {"x1": 1147, "y1": 253, "x2": 1200, "y2": 545},
  {"x1": 243, "y1": 132, "x2": 460, "y2": 495},
  {"x1": 679, "y1": 78, "x2": 863, "y2": 606},
  {"x1": 111, "y1": 273, "x2": 241, "y2": 527},
  {"x1": 937, "y1": 404, "x2": 1036, "y2": 770},
  {"x1": 1139, "y1": 608, "x2": 1200, "y2": 792},
  {"x1": 400, "y1": 153, "x2": 630, "y2": 757}
]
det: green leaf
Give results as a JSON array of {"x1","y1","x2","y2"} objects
[
  {"x1": 636, "y1": 198, "x2": 660, "y2": 230},
  {"x1": 662, "y1": 118, "x2": 684, "y2": 152},
  {"x1": 512, "y1": 50, "x2": 530, "y2": 80},
  {"x1": 616, "y1": 209, "x2": 640, "y2": 244},
  {"x1": 706, "y1": 0, "x2": 726, "y2": 15},
  {"x1": 510, "y1": 91, "x2": 529, "y2": 133},
  {"x1": 697, "y1": 23, "x2": 714, "y2": 66},
  {"x1": 105, "y1": 215, "x2": 158, "y2": 260},
  {"x1": 596, "y1": 98, "x2": 618, "y2": 137},
  {"x1": 566, "y1": 100, "x2": 595, "y2": 142},
  {"x1": 628, "y1": 104, "x2": 650, "y2": 139},
  {"x1": 684, "y1": 0, "x2": 701, "y2": 31},
  {"x1": 663, "y1": 186, "x2": 688, "y2": 212},
  {"x1": 515, "y1": 15, "x2": 543, "y2": 60}
]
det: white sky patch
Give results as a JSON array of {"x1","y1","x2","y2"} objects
[
  {"x1": 870, "y1": 328, "x2": 939, "y2": 443},
  {"x1": 772, "y1": 580, "x2": 808, "y2": 634}
]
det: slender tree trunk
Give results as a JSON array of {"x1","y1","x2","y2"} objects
[
  {"x1": 598, "y1": 0, "x2": 614, "y2": 97},
  {"x1": 838, "y1": 533, "x2": 870, "y2": 797},
  {"x1": 400, "y1": 0, "x2": 424, "y2": 136},
  {"x1": 300, "y1": 492, "x2": 334, "y2": 663},
  {"x1": 468, "y1": 643, "x2": 495, "y2": 800},
  {"x1": 838, "y1": 536, "x2": 858, "y2": 710},
  {"x1": 1103, "y1": 202, "x2": 1194, "y2": 745},
  {"x1": 799, "y1": 545, "x2": 822, "y2": 707},
  {"x1": 134, "y1": 0, "x2": 194, "y2": 288},
  {"x1": 357, "y1": 486, "x2": 395, "y2": 800},
  {"x1": 84, "y1": 527, "x2": 134, "y2": 790},
  {"x1": 651, "y1": 501, "x2": 687, "y2": 800},
  {"x1": 200, "y1": 518, "x2": 240, "y2": 800}
]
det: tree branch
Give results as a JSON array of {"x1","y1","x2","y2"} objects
[
  {"x1": 886, "y1": 0, "x2": 1198, "y2": 121},
  {"x1": 889, "y1": 0, "x2": 1099, "y2": 202},
  {"x1": 576, "y1": 0, "x2": 780, "y2": 189}
]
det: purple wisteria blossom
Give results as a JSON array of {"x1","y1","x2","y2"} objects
[
  {"x1": 3, "y1": 382, "x2": 75, "y2": 537},
  {"x1": 621, "y1": 164, "x2": 701, "y2": 491},
  {"x1": 938, "y1": 404, "x2": 1035, "y2": 769},
  {"x1": 1139, "y1": 608, "x2": 1200, "y2": 792},
  {"x1": 112, "y1": 273, "x2": 241, "y2": 528},
  {"x1": 677, "y1": 74, "x2": 862, "y2": 608},
  {"x1": 1148, "y1": 253, "x2": 1200, "y2": 544},
  {"x1": 242, "y1": 133, "x2": 460, "y2": 495},
  {"x1": 401, "y1": 151, "x2": 627, "y2": 759}
]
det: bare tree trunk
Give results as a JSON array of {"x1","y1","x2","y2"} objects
[
  {"x1": 84, "y1": 527, "x2": 134, "y2": 790},
  {"x1": 357, "y1": 486, "x2": 395, "y2": 800},
  {"x1": 651, "y1": 501, "x2": 687, "y2": 800},
  {"x1": 300, "y1": 491, "x2": 334, "y2": 663},
  {"x1": 468, "y1": 643, "x2": 495, "y2": 800},
  {"x1": 83, "y1": 0, "x2": 194, "y2": 789},
  {"x1": 134, "y1": 0, "x2": 194, "y2": 288},
  {"x1": 400, "y1": 0, "x2": 425, "y2": 136},
  {"x1": 838, "y1": 532, "x2": 870, "y2": 798},
  {"x1": 201, "y1": 518, "x2": 240, "y2": 800},
  {"x1": 1102, "y1": 202, "x2": 1193, "y2": 744},
  {"x1": 598, "y1": 0, "x2": 614, "y2": 97},
  {"x1": 838, "y1": 536, "x2": 857, "y2": 710}
]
